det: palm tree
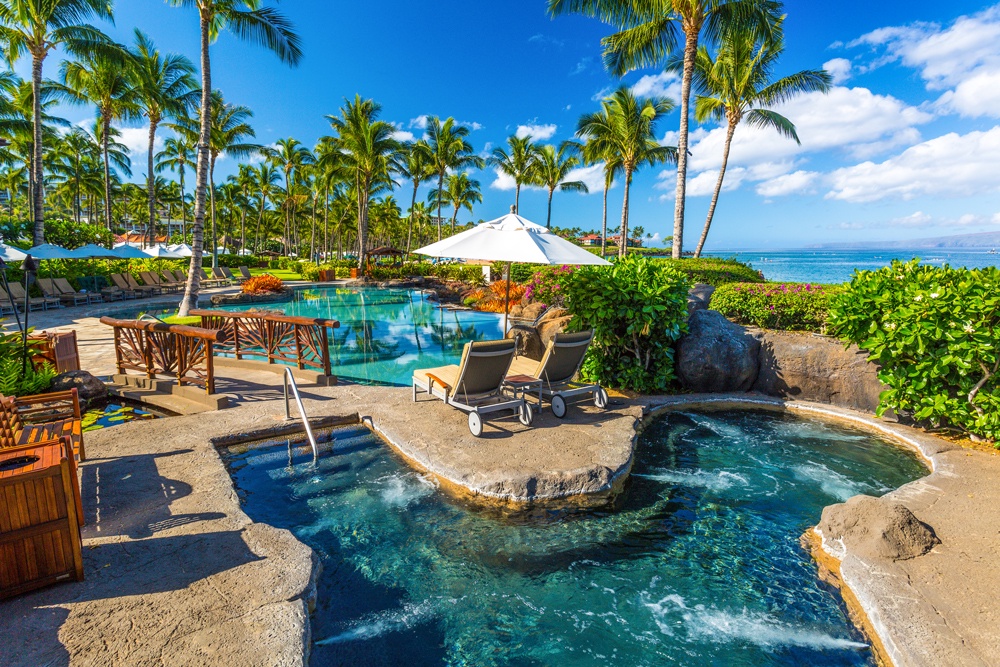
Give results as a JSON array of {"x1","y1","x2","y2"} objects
[
  {"x1": 129, "y1": 29, "x2": 197, "y2": 246},
  {"x1": 326, "y1": 95, "x2": 400, "y2": 271},
  {"x1": 577, "y1": 86, "x2": 675, "y2": 257},
  {"x1": 548, "y1": 0, "x2": 781, "y2": 258},
  {"x1": 683, "y1": 24, "x2": 831, "y2": 256},
  {"x1": 429, "y1": 172, "x2": 482, "y2": 233},
  {"x1": 533, "y1": 142, "x2": 589, "y2": 227},
  {"x1": 0, "y1": 0, "x2": 115, "y2": 244},
  {"x1": 251, "y1": 160, "x2": 282, "y2": 253},
  {"x1": 49, "y1": 126, "x2": 98, "y2": 224},
  {"x1": 579, "y1": 117, "x2": 622, "y2": 257},
  {"x1": 167, "y1": 0, "x2": 301, "y2": 316},
  {"x1": 422, "y1": 117, "x2": 483, "y2": 240},
  {"x1": 273, "y1": 137, "x2": 314, "y2": 255},
  {"x1": 156, "y1": 135, "x2": 195, "y2": 237},
  {"x1": 397, "y1": 140, "x2": 434, "y2": 253},
  {"x1": 488, "y1": 135, "x2": 540, "y2": 215}
]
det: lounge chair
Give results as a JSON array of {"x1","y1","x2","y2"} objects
[
  {"x1": 412, "y1": 338, "x2": 533, "y2": 437},
  {"x1": 6, "y1": 282, "x2": 51, "y2": 311},
  {"x1": 55, "y1": 278, "x2": 102, "y2": 305},
  {"x1": 160, "y1": 271, "x2": 184, "y2": 289},
  {"x1": 238, "y1": 266, "x2": 253, "y2": 280},
  {"x1": 38, "y1": 278, "x2": 82, "y2": 306},
  {"x1": 199, "y1": 268, "x2": 226, "y2": 287},
  {"x1": 212, "y1": 267, "x2": 233, "y2": 285},
  {"x1": 109, "y1": 273, "x2": 143, "y2": 299},
  {"x1": 506, "y1": 330, "x2": 609, "y2": 417},
  {"x1": 119, "y1": 273, "x2": 161, "y2": 297},
  {"x1": 171, "y1": 269, "x2": 189, "y2": 283},
  {"x1": 221, "y1": 266, "x2": 246, "y2": 283},
  {"x1": 139, "y1": 271, "x2": 176, "y2": 293}
]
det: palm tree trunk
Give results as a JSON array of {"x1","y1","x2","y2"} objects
[
  {"x1": 514, "y1": 183, "x2": 520, "y2": 214},
  {"x1": 146, "y1": 118, "x2": 159, "y2": 248},
  {"x1": 620, "y1": 172, "x2": 632, "y2": 258},
  {"x1": 310, "y1": 194, "x2": 317, "y2": 262},
  {"x1": 30, "y1": 52, "x2": 45, "y2": 245},
  {"x1": 672, "y1": 30, "x2": 699, "y2": 260},
  {"x1": 254, "y1": 194, "x2": 266, "y2": 254},
  {"x1": 695, "y1": 121, "x2": 736, "y2": 258},
  {"x1": 600, "y1": 176, "x2": 609, "y2": 258},
  {"x1": 102, "y1": 117, "x2": 113, "y2": 232},
  {"x1": 323, "y1": 184, "x2": 329, "y2": 260},
  {"x1": 435, "y1": 172, "x2": 444, "y2": 241},
  {"x1": 240, "y1": 207, "x2": 247, "y2": 257},
  {"x1": 406, "y1": 180, "x2": 418, "y2": 254},
  {"x1": 179, "y1": 11, "x2": 212, "y2": 317},
  {"x1": 210, "y1": 158, "x2": 218, "y2": 268},
  {"x1": 451, "y1": 205, "x2": 458, "y2": 233},
  {"x1": 179, "y1": 166, "x2": 187, "y2": 239},
  {"x1": 546, "y1": 187, "x2": 554, "y2": 227}
]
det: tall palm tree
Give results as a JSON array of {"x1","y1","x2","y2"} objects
[
  {"x1": 61, "y1": 49, "x2": 140, "y2": 231},
  {"x1": 49, "y1": 126, "x2": 98, "y2": 224},
  {"x1": 313, "y1": 135, "x2": 345, "y2": 259},
  {"x1": 429, "y1": 172, "x2": 482, "y2": 233},
  {"x1": 422, "y1": 116, "x2": 483, "y2": 241},
  {"x1": 533, "y1": 142, "x2": 589, "y2": 227},
  {"x1": 167, "y1": 0, "x2": 301, "y2": 316},
  {"x1": 0, "y1": 0, "x2": 114, "y2": 244},
  {"x1": 488, "y1": 135, "x2": 540, "y2": 215},
  {"x1": 129, "y1": 29, "x2": 197, "y2": 246},
  {"x1": 683, "y1": 24, "x2": 831, "y2": 256},
  {"x1": 326, "y1": 95, "x2": 400, "y2": 271},
  {"x1": 548, "y1": 0, "x2": 781, "y2": 258},
  {"x1": 579, "y1": 115, "x2": 622, "y2": 257},
  {"x1": 397, "y1": 139, "x2": 434, "y2": 253},
  {"x1": 156, "y1": 135, "x2": 195, "y2": 237},
  {"x1": 251, "y1": 160, "x2": 282, "y2": 253},
  {"x1": 273, "y1": 137, "x2": 314, "y2": 255},
  {"x1": 577, "y1": 86, "x2": 675, "y2": 257}
]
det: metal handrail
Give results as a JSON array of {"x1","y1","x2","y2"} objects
[{"x1": 283, "y1": 367, "x2": 318, "y2": 461}]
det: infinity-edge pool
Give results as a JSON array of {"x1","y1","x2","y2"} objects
[{"x1": 223, "y1": 409, "x2": 927, "y2": 666}]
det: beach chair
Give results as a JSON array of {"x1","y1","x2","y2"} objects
[
  {"x1": 55, "y1": 278, "x2": 102, "y2": 305},
  {"x1": 506, "y1": 330, "x2": 609, "y2": 418},
  {"x1": 412, "y1": 339, "x2": 533, "y2": 437},
  {"x1": 171, "y1": 269, "x2": 189, "y2": 283},
  {"x1": 123, "y1": 273, "x2": 162, "y2": 296},
  {"x1": 6, "y1": 282, "x2": 51, "y2": 311},
  {"x1": 109, "y1": 273, "x2": 143, "y2": 299},
  {"x1": 238, "y1": 266, "x2": 252, "y2": 280},
  {"x1": 160, "y1": 271, "x2": 184, "y2": 289},
  {"x1": 212, "y1": 267, "x2": 233, "y2": 285},
  {"x1": 139, "y1": 271, "x2": 174, "y2": 293},
  {"x1": 38, "y1": 278, "x2": 82, "y2": 306},
  {"x1": 221, "y1": 266, "x2": 246, "y2": 283}
]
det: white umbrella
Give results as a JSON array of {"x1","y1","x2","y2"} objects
[
  {"x1": 112, "y1": 244, "x2": 152, "y2": 259},
  {"x1": 0, "y1": 243, "x2": 26, "y2": 262},
  {"x1": 144, "y1": 245, "x2": 185, "y2": 259},
  {"x1": 26, "y1": 243, "x2": 77, "y2": 259},
  {"x1": 415, "y1": 210, "x2": 611, "y2": 331},
  {"x1": 168, "y1": 243, "x2": 194, "y2": 257},
  {"x1": 69, "y1": 243, "x2": 119, "y2": 259}
]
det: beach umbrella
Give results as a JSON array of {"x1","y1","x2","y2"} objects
[
  {"x1": 144, "y1": 245, "x2": 185, "y2": 259},
  {"x1": 0, "y1": 243, "x2": 26, "y2": 262},
  {"x1": 168, "y1": 243, "x2": 194, "y2": 257},
  {"x1": 112, "y1": 244, "x2": 152, "y2": 259},
  {"x1": 415, "y1": 208, "x2": 611, "y2": 331},
  {"x1": 26, "y1": 243, "x2": 77, "y2": 259},
  {"x1": 69, "y1": 243, "x2": 120, "y2": 259}
]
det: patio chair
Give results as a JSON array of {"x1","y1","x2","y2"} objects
[
  {"x1": 6, "y1": 282, "x2": 51, "y2": 311},
  {"x1": 412, "y1": 338, "x2": 533, "y2": 437},
  {"x1": 110, "y1": 273, "x2": 143, "y2": 299},
  {"x1": 221, "y1": 266, "x2": 246, "y2": 283},
  {"x1": 212, "y1": 267, "x2": 233, "y2": 285},
  {"x1": 160, "y1": 271, "x2": 184, "y2": 289},
  {"x1": 122, "y1": 273, "x2": 162, "y2": 296},
  {"x1": 140, "y1": 271, "x2": 176, "y2": 293},
  {"x1": 506, "y1": 330, "x2": 609, "y2": 418},
  {"x1": 38, "y1": 278, "x2": 83, "y2": 306},
  {"x1": 55, "y1": 278, "x2": 102, "y2": 305},
  {"x1": 238, "y1": 266, "x2": 253, "y2": 280},
  {"x1": 172, "y1": 269, "x2": 189, "y2": 283}
]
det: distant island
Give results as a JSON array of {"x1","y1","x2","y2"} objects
[{"x1": 810, "y1": 230, "x2": 1000, "y2": 250}]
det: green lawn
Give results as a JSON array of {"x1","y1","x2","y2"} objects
[{"x1": 248, "y1": 268, "x2": 302, "y2": 281}]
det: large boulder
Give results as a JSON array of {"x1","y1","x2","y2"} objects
[
  {"x1": 676, "y1": 310, "x2": 760, "y2": 392},
  {"x1": 687, "y1": 283, "x2": 716, "y2": 314},
  {"x1": 538, "y1": 316, "x2": 573, "y2": 349},
  {"x1": 51, "y1": 370, "x2": 108, "y2": 407},
  {"x1": 536, "y1": 306, "x2": 569, "y2": 324},
  {"x1": 817, "y1": 495, "x2": 939, "y2": 561},
  {"x1": 753, "y1": 330, "x2": 887, "y2": 413},
  {"x1": 519, "y1": 302, "x2": 548, "y2": 322},
  {"x1": 506, "y1": 325, "x2": 544, "y2": 361}
]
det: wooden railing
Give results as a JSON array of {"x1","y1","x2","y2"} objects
[
  {"x1": 190, "y1": 309, "x2": 340, "y2": 377},
  {"x1": 100, "y1": 317, "x2": 227, "y2": 394}
]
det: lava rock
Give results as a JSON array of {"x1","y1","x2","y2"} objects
[
  {"x1": 506, "y1": 325, "x2": 544, "y2": 361},
  {"x1": 51, "y1": 370, "x2": 108, "y2": 407},
  {"x1": 520, "y1": 303, "x2": 548, "y2": 322},
  {"x1": 817, "y1": 495, "x2": 939, "y2": 561},
  {"x1": 687, "y1": 283, "x2": 716, "y2": 314},
  {"x1": 538, "y1": 316, "x2": 573, "y2": 349},
  {"x1": 676, "y1": 310, "x2": 760, "y2": 392},
  {"x1": 536, "y1": 306, "x2": 569, "y2": 324}
]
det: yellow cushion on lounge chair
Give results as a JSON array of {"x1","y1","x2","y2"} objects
[
  {"x1": 412, "y1": 365, "x2": 461, "y2": 389},
  {"x1": 508, "y1": 355, "x2": 541, "y2": 378}
]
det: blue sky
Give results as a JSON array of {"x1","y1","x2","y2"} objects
[{"x1": 19, "y1": 0, "x2": 1000, "y2": 250}]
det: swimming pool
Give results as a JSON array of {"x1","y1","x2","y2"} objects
[{"x1": 224, "y1": 408, "x2": 927, "y2": 666}]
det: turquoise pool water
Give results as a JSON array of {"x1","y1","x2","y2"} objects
[{"x1": 224, "y1": 408, "x2": 927, "y2": 666}]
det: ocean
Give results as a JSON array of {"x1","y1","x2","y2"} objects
[{"x1": 705, "y1": 249, "x2": 1000, "y2": 284}]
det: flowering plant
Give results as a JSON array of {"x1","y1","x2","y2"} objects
[
  {"x1": 709, "y1": 282, "x2": 843, "y2": 332},
  {"x1": 524, "y1": 265, "x2": 575, "y2": 307},
  {"x1": 241, "y1": 274, "x2": 285, "y2": 295}
]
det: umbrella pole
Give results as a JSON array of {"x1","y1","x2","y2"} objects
[{"x1": 504, "y1": 261, "x2": 511, "y2": 335}]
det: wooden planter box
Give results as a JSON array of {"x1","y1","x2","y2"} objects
[
  {"x1": 29, "y1": 330, "x2": 81, "y2": 373},
  {"x1": 0, "y1": 439, "x2": 84, "y2": 599}
]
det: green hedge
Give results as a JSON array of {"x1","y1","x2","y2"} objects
[
  {"x1": 563, "y1": 255, "x2": 689, "y2": 392},
  {"x1": 655, "y1": 257, "x2": 763, "y2": 286},
  {"x1": 830, "y1": 260, "x2": 1000, "y2": 443},
  {"x1": 710, "y1": 282, "x2": 844, "y2": 332}
]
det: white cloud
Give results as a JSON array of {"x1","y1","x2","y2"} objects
[
  {"x1": 631, "y1": 71, "x2": 682, "y2": 101},
  {"x1": 115, "y1": 126, "x2": 164, "y2": 165},
  {"x1": 823, "y1": 58, "x2": 853, "y2": 84},
  {"x1": 993, "y1": 212, "x2": 1000, "y2": 224},
  {"x1": 490, "y1": 169, "x2": 543, "y2": 192},
  {"x1": 516, "y1": 123, "x2": 557, "y2": 141},
  {"x1": 889, "y1": 211, "x2": 933, "y2": 227},
  {"x1": 591, "y1": 86, "x2": 613, "y2": 102},
  {"x1": 392, "y1": 130, "x2": 416, "y2": 142},
  {"x1": 755, "y1": 171, "x2": 821, "y2": 197},
  {"x1": 571, "y1": 57, "x2": 592, "y2": 76},
  {"x1": 407, "y1": 115, "x2": 481, "y2": 131},
  {"x1": 684, "y1": 168, "x2": 746, "y2": 197},
  {"x1": 564, "y1": 163, "x2": 608, "y2": 193},
  {"x1": 825, "y1": 127, "x2": 1000, "y2": 203},
  {"x1": 409, "y1": 115, "x2": 429, "y2": 129},
  {"x1": 849, "y1": 6, "x2": 1000, "y2": 117}
]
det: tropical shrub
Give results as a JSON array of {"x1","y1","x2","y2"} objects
[
  {"x1": 524, "y1": 265, "x2": 575, "y2": 308},
  {"x1": 710, "y1": 282, "x2": 844, "y2": 332},
  {"x1": 242, "y1": 274, "x2": 286, "y2": 295},
  {"x1": 471, "y1": 280, "x2": 527, "y2": 313},
  {"x1": 562, "y1": 255, "x2": 689, "y2": 392},
  {"x1": 655, "y1": 257, "x2": 764, "y2": 286},
  {"x1": 491, "y1": 261, "x2": 540, "y2": 283},
  {"x1": 829, "y1": 260, "x2": 1000, "y2": 442},
  {"x1": 0, "y1": 333, "x2": 56, "y2": 397}
]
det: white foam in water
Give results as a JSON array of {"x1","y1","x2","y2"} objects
[
  {"x1": 634, "y1": 469, "x2": 749, "y2": 492},
  {"x1": 379, "y1": 473, "x2": 437, "y2": 508},
  {"x1": 681, "y1": 413, "x2": 748, "y2": 441},
  {"x1": 315, "y1": 599, "x2": 438, "y2": 645},
  {"x1": 792, "y1": 462, "x2": 874, "y2": 501},
  {"x1": 644, "y1": 594, "x2": 868, "y2": 652}
]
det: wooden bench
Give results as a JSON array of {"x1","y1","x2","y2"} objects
[{"x1": 0, "y1": 389, "x2": 86, "y2": 462}]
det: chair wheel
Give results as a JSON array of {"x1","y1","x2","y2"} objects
[
  {"x1": 595, "y1": 388, "x2": 609, "y2": 409},
  {"x1": 518, "y1": 402, "x2": 534, "y2": 426},
  {"x1": 468, "y1": 411, "x2": 483, "y2": 437},
  {"x1": 551, "y1": 394, "x2": 567, "y2": 418}
]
